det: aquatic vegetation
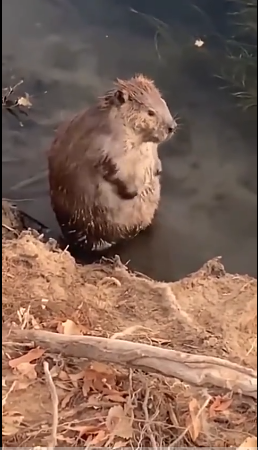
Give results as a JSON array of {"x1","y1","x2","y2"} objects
[
  {"x1": 130, "y1": 0, "x2": 257, "y2": 112},
  {"x1": 220, "y1": 0, "x2": 257, "y2": 111}
]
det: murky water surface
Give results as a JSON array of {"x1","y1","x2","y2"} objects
[{"x1": 2, "y1": 0, "x2": 257, "y2": 281}]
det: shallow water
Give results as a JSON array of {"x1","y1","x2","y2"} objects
[{"x1": 2, "y1": 0, "x2": 257, "y2": 281}]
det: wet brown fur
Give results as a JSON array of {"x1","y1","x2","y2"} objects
[{"x1": 47, "y1": 74, "x2": 176, "y2": 250}]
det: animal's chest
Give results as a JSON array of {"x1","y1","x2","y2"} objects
[{"x1": 126, "y1": 144, "x2": 159, "y2": 179}]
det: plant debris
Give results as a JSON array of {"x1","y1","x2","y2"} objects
[
  {"x1": 2, "y1": 201, "x2": 257, "y2": 448},
  {"x1": 2, "y1": 79, "x2": 32, "y2": 126}
]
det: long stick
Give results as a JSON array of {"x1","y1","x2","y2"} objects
[{"x1": 8, "y1": 329, "x2": 257, "y2": 399}]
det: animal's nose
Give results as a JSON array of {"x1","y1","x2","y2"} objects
[{"x1": 167, "y1": 120, "x2": 177, "y2": 134}]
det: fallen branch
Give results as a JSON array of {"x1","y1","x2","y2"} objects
[{"x1": 8, "y1": 329, "x2": 257, "y2": 399}]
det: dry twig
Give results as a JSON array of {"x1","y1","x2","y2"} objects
[
  {"x1": 2, "y1": 223, "x2": 19, "y2": 236},
  {"x1": 169, "y1": 395, "x2": 211, "y2": 447},
  {"x1": 142, "y1": 387, "x2": 158, "y2": 449},
  {"x1": 2, "y1": 79, "x2": 31, "y2": 126},
  {"x1": 43, "y1": 361, "x2": 59, "y2": 450},
  {"x1": 2, "y1": 381, "x2": 16, "y2": 413}
]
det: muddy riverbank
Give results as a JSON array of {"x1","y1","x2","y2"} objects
[{"x1": 2, "y1": 199, "x2": 257, "y2": 447}]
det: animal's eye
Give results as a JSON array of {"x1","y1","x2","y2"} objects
[{"x1": 148, "y1": 109, "x2": 155, "y2": 117}]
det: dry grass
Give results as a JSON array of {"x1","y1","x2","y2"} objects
[
  {"x1": 2, "y1": 344, "x2": 257, "y2": 448},
  {"x1": 2, "y1": 201, "x2": 257, "y2": 448}
]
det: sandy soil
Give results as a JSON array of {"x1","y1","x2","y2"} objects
[{"x1": 2, "y1": 200, "x2": 257, "y2": 448}]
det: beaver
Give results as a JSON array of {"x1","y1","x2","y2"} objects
[{"x1": 47, "y1": 74, "x2": 177, "y2": 252}]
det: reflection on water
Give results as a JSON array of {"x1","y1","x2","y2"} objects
[{"x1": 2, "y1": 0, "x2": 257, "y2": 281}]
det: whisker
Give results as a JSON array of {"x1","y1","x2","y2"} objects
[{"x1": 173, "y1": 111, "x2": 183, "y2": 124}]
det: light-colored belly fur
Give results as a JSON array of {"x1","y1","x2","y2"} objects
[
  {"x1": 50, "y1": 145, "x2": 161, "y2": 248},
  {"x1": 93, "y1": 170, "x2": 161, "y2": 241}
]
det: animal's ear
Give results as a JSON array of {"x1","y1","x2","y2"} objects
[{"x1": 113, "y1": 89, "x2": 130, "y2": 106}]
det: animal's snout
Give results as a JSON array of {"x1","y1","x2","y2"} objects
[{"x1": 167, "y1": 119, "x2": 177, "y2": 135}]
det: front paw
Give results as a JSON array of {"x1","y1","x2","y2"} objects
[
  {"x1": 116, "y1": 181, "x2": 138, "y2": 199},
  {"x1": 154, "y1": 159, "x2": 162, "y2": 176}
]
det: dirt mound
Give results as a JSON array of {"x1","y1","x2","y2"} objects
[{"x1": 2, "y1": 201, "x2": 257, "y2": 448}]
